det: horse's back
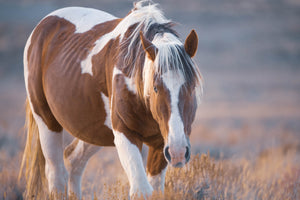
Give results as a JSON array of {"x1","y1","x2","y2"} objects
[{"x1": 45, "y1": 7, "x2": 117, "y2": 33}]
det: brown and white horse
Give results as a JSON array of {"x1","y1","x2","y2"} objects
[{"x1": 20, "y1": 1, "x2": 203, "y2": 199}]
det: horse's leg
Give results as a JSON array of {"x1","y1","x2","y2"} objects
[
  {"x1": 64, "y1": 138, "x2": 101, "y2": 199},
  {"x1": 146, "y1": 146, "x2": 168, "y2": 191},
  {"x1": 35, "y1": 115, "x2": 68, "y2": 196},
  {"x1": 113, "y1": 130, "x2": 153, "y2": 198}
]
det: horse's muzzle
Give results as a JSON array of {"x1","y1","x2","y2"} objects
[{"x1": 164, "y1": 145, "x2": 191, "y2": 167}]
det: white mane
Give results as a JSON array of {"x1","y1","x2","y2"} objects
[
  {"x1": 143, "y1": 32, "x2": 203, "y2": 103},
  {"x1": 79, "y1": 0, "x2": 203, "y2": 102},
  {"x1": 81, "y1": 1, "x2": 169, "y2": 75}
]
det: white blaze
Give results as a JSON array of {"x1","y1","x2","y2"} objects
[{"x1": 162, "y1": 70, "x2": 187, "y2": 148}]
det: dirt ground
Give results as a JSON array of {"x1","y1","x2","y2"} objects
[{"x1": 0, "y1": 0, "x2": 299, "y2": 199}]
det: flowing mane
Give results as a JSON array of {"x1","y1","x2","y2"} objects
[{"x1": 118, "y1": 1, "x2": 203, "y2": 102}]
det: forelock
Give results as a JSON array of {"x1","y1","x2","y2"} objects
[{"x1": 150, "y1": 33, "x2": 203, "y2": 101}]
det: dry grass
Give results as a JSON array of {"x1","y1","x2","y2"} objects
[
  {"x1": 3, "y1": 136, "x2": 298, "y2": 200},
  {"x1": 99, "y1": 150, "x2": 300, "y2": 200},
  {"x1": 0, "y1": 105, "x2": 299, "y2": 200}
]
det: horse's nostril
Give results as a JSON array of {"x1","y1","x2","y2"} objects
[
  {"x1": 185, "y1": 146, "x2": 190, "y2": 162},
  {"x1": 164, "y1": 146, "x2": 171, "y2": 162}
]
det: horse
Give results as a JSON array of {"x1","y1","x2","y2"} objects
[{"x1": 19, "y1": 1, "x2": 203, "y2": 199}]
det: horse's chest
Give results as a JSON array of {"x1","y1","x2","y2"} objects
[{"x1": 112, "y1": 74, "x2": 160, "y2": 139}]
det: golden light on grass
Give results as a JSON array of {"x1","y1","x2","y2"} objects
[
  {"x1": 98, "y1": 148, "x2": 299, "y2": 200},
  {"x1": 1, "y1": 131, "x2": 299, "y2": 199}
]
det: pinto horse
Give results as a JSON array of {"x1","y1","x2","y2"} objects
[{"x1": 20, "y1": 1, "x2": 203, "y2": 199}]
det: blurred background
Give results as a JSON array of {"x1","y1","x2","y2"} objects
[{"x1": 0, "y1": 0, "x2": 299, "y2": 198}]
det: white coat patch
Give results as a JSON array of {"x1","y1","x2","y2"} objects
[
  {"x1": 24, "y1": 30, "x2": 34, "y2": 99},
  {"x1": 112, "y1": 67, "x2": 122, "y2": 79},
  {"x1": 124, "y1": 75, "x2": 136, "y2": 94},
  {"x1": 112, "y1": 67, "x2": 136, "y2": 94},
  {"x1": 47, "y1": 7, "x2": 117, "y2": 34},
  {"x1": 100, "y1": 93, "x2": 112, "y2": 129},
  {"x1": 45, "y1": 7, "x2": 117, "y2": 75}
]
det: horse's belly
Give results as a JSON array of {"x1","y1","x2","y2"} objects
[
  {"x1": 51, "y1": 94, "x2": 114, "y2": 146},
  {"x1": 61, "y1": 104, "x2": 114, "y2": 147},
  {"x1": 66, "y1": 121, "x2": 115, "y2": 147}
]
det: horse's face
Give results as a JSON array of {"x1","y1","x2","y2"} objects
[
  {"x1": 149, "y1": 71, "x2": 197, "y2": 167},
  {"x1": 141, "y1": 30, "x2": 199, "y2": 167}
]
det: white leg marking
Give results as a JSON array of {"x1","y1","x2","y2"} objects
[
  {"x1": 25, "y1": 42, "x2": 68, "y2": 193},
  {"x1": 113, "y1": 131, "x2": 153, "y2": 198},
  {"x1": 147, "y1": 168, "x2": 167, "y2": 192},
  {"x1": 25, "y1": 31, "x2": 69, "y2": 196},
  {"x1": 65, "y1": 139, "x2": 101, "y2": 199},
  {"x1": 33, "y1": 114, "x2": 68, "y2": 194}
]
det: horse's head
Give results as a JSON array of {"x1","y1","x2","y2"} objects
[{"x1": 140, "y1": 30, "x2": 202, "y2": 167}]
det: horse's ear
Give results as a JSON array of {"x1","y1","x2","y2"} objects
[
  {"x1": 140, "y1": 31, "x2": 157, "y2": 61},
  {"x1": 184, "y1": 29, "x2": 198, "y2": 57}
]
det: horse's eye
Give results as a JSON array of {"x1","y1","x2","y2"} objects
[{"x1": 154, "y1": 86, "x2": 158, "y2": 93}]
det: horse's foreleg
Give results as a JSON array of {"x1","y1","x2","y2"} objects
[
  {"x1": 113, "y1": 130, "x2": 153, "y2": 199},
  {"x1": 146, "y1": 146, "x2": 168, "y2": 191},
  {"x1": 64, "y1": 138, "x2": 101, "y2": 199},
  {"x1": 35, "y1": 116, "x2": 68, "y2": 196}
]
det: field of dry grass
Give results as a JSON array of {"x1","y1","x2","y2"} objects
[
  {"x1": 1, "y1": 0, "x2": 300, "y2": 199},
  {"x1": 2, "y1": 132, "x2": 300, "y2": 199},
  {"x1": 93, "y1": 149, "x2": 300, "y2": 200}
]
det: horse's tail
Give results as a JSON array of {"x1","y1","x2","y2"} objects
[{"x1": 19, "y1": 98, "x2": 47, "y2": 199}]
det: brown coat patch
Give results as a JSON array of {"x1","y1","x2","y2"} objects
[{"x1": 27, "y1": 16, "x2": 121, "y2": 145}]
